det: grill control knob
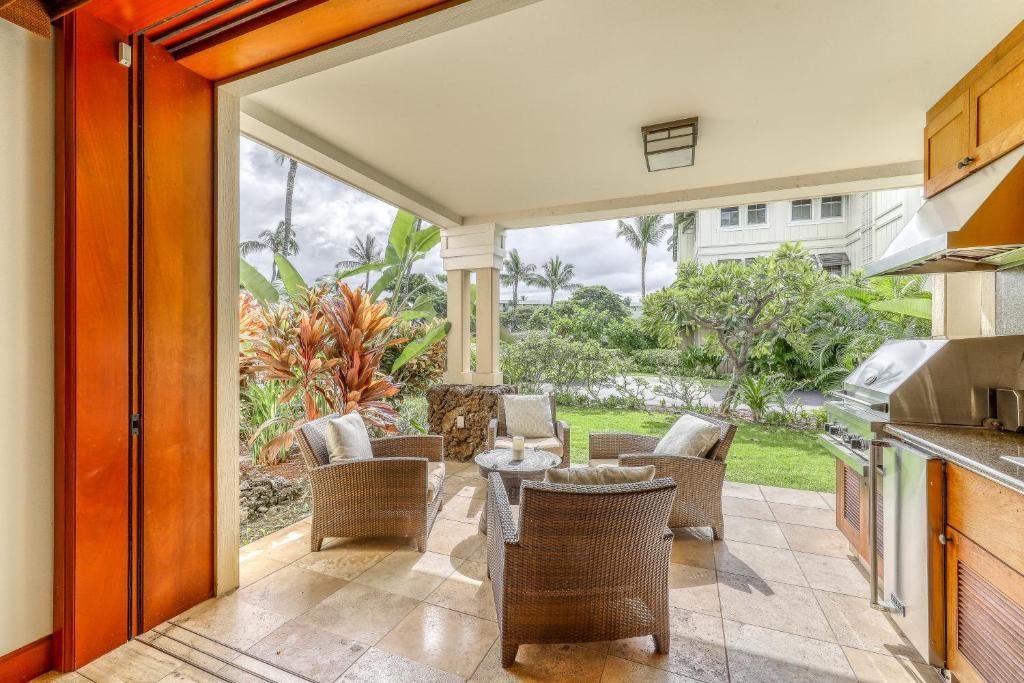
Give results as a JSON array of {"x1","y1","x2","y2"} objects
[{"x1": 850, "y1": 437, "x2": 868, "y2": 451}]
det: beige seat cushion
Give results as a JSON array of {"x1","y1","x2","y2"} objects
[
  {"x1": 545, "y1": 465, "x2": 655, "y2": 486},
  {"x1": 587, "y1": 458, "x2": 620, "y2": 468},
  {"x1": 503, "y1": 395, "x2": 555, "y2": 438},
  {"x1": 427, "y1": 462, "x2": 445, "y2": 500},
  {"x1": 325, "y1": 413, "x2": 373, "y2": 463},
  {"x1": 655, "y1": 414, "x2": 720, "y2": 458},
  {"x1": 494, "y1": 436, "x2": 562, "y2": 456}
]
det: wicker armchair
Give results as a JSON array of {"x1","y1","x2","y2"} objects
[
  {"x1": 486, "y1": 394, "x2": 570, "y2": 468},
  {"x1": 296, "y1": 414, "x2": 445, "y2": 552},
  {"x1": 487, "y1": 473, "x2": 676, "y2": 667},
  {"x1": 588, "y1": 411, "x2": 736, "y2": 539}
]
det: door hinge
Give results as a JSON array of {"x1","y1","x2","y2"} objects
[
  {"x1": 117, "y1": 42, "x2": 132, "y2": 68},
  {"x1": 130, "y1": 413, "x2": 141, "y2": 437}
]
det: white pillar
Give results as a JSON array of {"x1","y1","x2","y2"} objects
[
  {"x1": 931, "y1": 272, "x2": 996, "y2": 338},
  {"x1": 473, "y1": 267, "x2": 502, "y2": 385},
  {"x1": 440, "y1": 223, "x2": 506, "y2": 385},
  {"x1": 444, "y1": 269, "x2": 472, "y2": 384}
]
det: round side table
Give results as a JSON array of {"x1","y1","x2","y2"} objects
[{"x1": 474, "y1": 448, "x2": 561, "y2": 533}]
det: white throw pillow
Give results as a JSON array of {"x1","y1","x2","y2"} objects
[
  {"x1": 325, "y1": 413, "x2": 373, "y2": 463},
  {"x1": 503, "y1": 395, "x2": 554, "y2": 438},
  {"x1": 654, "y1": 414, "x2": 720, "y2": 459}
]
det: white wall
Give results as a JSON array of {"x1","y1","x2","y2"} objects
[{"x1": 0, "y1": 23, "x2": 54, "y2": 656}]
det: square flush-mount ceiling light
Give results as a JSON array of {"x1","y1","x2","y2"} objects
[{"x1": 641, "y1": 116, "x2": 698, "y2": 172}]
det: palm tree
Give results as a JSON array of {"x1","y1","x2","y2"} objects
[
  {"x1": 500, "y1": 249, "x2": 536, "y2": 323},
  {"x1": 336, "y1": 234, "x2": 383, "y2": 289},
  {"x1": 240, "y1": 221, "x2": 300, "y2": 281},
  {"x1": 616, "y1": 214, "x2": 672, "y2": 298},
  {"x1": 274, "y1": 151, "x2": 299, "y2": 241},
  {"x1": 240, "y1": 151, "x2": 302, "y2": 280},
  {"x1": 530, "y1": 256, "x2": 579, "y2": 306}
]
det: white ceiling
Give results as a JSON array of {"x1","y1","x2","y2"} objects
[{"x1": 243, "y1": 0, "x2": 1024, "y2": 227}]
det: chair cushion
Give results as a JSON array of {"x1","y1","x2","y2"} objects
[
  {"x1": 502, "y1": 395, "x2": 554, "y2": 438},
  {"x1": 427, "y1": 462, "x2": 445, "y2": 500},
  {"x1": 545, "y1": 465, "x2": 655, "y2": 485},
  {"x1": 494, "y1": 436, "x2": 562, "y2": 456},
  {"x1": 654, "y1": 414, "x2": 720, "y2": 458},
  {"x1": 325, "y1": 412, "x2": 373, "y2": 463}
]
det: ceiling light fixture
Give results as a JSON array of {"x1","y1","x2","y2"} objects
[{"x1": 641, "y1": 116, "x2": 698, "y2": 172}]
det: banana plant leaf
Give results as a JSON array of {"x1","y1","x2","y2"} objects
[
  {"x1": 388, "y1": 210, "x2": 418, "y2": 257},
  {"x1": 397, "y1": 310, "x2": 433, "y2": 321},
  {"x1": 240, "y1": 258, "x2": 279, "y2": 305},
  {"x1": 274, "y1": 254, "x2": 308, "y2": 299},
  {"x1": 868, "y1": 297, "x2": 932, "y2": 320},
  {"x1": 391, "y1": 322, "x2": 450, "y2": 373},
  {"x1": 335, "y1": 261, "x2": 386, "y2": 281}
]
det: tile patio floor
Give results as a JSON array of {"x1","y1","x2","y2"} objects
[{"x1": 37, "y1": 463, "x2": 943, "y2": 683}]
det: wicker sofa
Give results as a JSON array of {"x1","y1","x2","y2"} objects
[
  {"x1": 296, "y1": 414, "x2": 445, "y2": 552},
  {"x1": 588, "y1": 410, "x2": 736, "y2": 539},
  {"x1": 486, "y1": 473, "x2": 676, "y2": 667},
  {"x1": 486, "y1": 394, "x2": 570, "y2": 468}
]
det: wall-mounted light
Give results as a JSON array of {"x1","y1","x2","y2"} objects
[{"x1": 641, "y1": 117, "x2": 698, "y2": 172}]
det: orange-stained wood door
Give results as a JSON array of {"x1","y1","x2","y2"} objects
[
  {"x1": 138, "y1": 37, "x2": 215, "y2": 632},
  {"x1": 54, "y1": 9, "x2": 132, "y2": 671}
]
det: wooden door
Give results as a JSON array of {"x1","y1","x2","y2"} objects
[
  {"x1": 945, "y1": 529, "x2": 1024, "y2": 683},
  {"x1": 138, "y1": 38, "x2": 215, "y2": 632},
  {"x1": 924, "y1": 92, "x2": 971, "y2": 197},
  {"x1": 969, "y1": 37, "x2": 1024, "y2": 173},
  {"x1": 54, "y1": 10, "x2": 133, "y2": 670}
]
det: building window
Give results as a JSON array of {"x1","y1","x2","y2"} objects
[
  {"x1": 720, "y1": 206, "x2": 740, "y2": 228},
  {"x1": 791, "y1": 199, "x2": 812, "y2": 222},
  {"x1": 746, "y1": 204, "x2": 767, "y2": 225},
  {"x1": 821, "y1": 195, "x2": 843, "y2": 219},
  {"x1": 816, "y1": 252, "x2": 850, "y2": 277}
]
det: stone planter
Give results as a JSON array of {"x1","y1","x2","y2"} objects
[{"x1": 426, "y1": 383, "x2": 516, "y2": 462}]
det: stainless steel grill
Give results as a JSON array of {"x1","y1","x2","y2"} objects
[{"x1": 820, "y1": 335, "x2": 1024, "y2": 668}]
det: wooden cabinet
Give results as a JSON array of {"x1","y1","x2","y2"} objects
[
  {"x1": 834, "y1": 460, "x2": 883, "y2": 573},
  {"x1": 945, "y1": 530, "x2": 1024, "y2": 683},
  {"x1": 925, "y1": 24, "x2": 1024, "y2": 197},
  {"x1": 944, "y1": 464, "x2": 1024, "y2": 683}
]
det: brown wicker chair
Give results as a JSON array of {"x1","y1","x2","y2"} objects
[
  {"x1": 486, "y1": 394, "x2": 570, "y2": 468},
  {"x1": 486, "y1": 473, "x2": 676, "y2": 667},
  {"x1": 296, "y1": 414, "x2": 445, "y2": 553},
  {"x1": 588, "y1": 410, "x2": 736, "y2": 539}
]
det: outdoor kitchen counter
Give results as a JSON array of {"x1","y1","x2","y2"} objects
[{"x1": 885, "y1": 423, "x2": 1024, "y2": 495}]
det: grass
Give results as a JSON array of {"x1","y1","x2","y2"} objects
[{"x1": 558, "y1": 406, "x2": 835, "y2": 492}]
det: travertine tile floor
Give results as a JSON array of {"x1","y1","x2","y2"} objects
[{"x1": 37, "y1": 462, "x2": 944, "y2": 682}]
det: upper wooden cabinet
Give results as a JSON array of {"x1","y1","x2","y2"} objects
[{"x1": 925, "y1": 23, "x2": 1024, "y2": 197}]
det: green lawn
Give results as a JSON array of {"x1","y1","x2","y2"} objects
[{"x1": 558, "y1": 406, "x2": 835, "y2": 492}]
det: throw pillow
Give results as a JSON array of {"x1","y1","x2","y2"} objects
[
  {"x1": 654, "y1": 414, "x2": 720, "y2": 458},
  {"x1": 503, "y1": 395, "x2": 554, "y2": 438},
  {"x1": 545, "y1": 465, "x2": 655, "y2": 485},
  {"x1": 325, "y1": 412, "x2": 373, "y2": 463}
]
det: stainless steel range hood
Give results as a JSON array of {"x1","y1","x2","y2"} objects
[{"x1": 866, "y1": 145, "x2": 1024, "y2": 276}]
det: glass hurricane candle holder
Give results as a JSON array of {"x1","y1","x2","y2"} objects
[{"x1": 511, "y1": 435, "x2": 525, "y2": 461}]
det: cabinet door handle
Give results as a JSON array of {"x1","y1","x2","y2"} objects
[{"x1": 957, "y1": 155, "x2": 976, "y2": 169}]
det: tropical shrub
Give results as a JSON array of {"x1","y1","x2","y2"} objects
[
  {"x1": 500, "y1": 332, "x2": 621, "y2": 400},
  {"x1": 736, "y1": 374, "x2": 786, "y2": 422},
  {"x1": 240, "y1": 381, "x2": 296, "y2": 460},
  {"x1": 382, "y1": 320, "x2": 447, "y2": 395},
  {"x1": 630, "y1": 348, "x2": 681, "y2": 374},
  {"x1": 606, "y1": 316, "x2": 661, "y2": 354},
  {"x1": 653, "y1": 374, "x2": 710, "y2": 411},
  {"x1": 239, "y1": 253, "x2": 447, "y2": 463}
]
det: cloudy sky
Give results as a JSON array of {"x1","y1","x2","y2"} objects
[{"x1": 240, "y1": 137, "x2": 677, "y2": 305}]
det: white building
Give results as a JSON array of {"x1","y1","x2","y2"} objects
[{"x1": 675, "y1": 188, "x2": 925, "y2": 275}]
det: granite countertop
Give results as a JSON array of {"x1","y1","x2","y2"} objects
[{"x1": 884, "y1": 423, "x2": 1024, "y2": 495}]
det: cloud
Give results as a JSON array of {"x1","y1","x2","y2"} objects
[{"x1": 240, "y1": 137, "x2": 676, "y2": 300}]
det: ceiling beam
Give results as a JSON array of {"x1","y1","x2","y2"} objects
[
  {"x1": 467, "y1": 162, "x2": 924, "y2": 230},
  {"x1": 241, "y1": 100, "x2": 463, "y2": 228},
  {"x1": 45, "y1": 0, "x2": 91, "y2": 19}
]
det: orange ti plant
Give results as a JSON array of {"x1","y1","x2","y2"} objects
[{"x1": 323, "y1": 284, "x2": 406, "y2": 431}]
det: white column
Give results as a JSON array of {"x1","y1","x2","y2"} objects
[
  {"x1": 473, "y1": 267, "x2": 502, "y2": 385},
  {"x1": 932, "y1": 272, "x2": 996, "y2": 338},
  {"x1": 440, "y1": 223, "x2": 506, "y2": 385},
  {"x1": 444, "y1": 269, "x2": 472, "y2": 384}
]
